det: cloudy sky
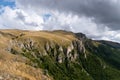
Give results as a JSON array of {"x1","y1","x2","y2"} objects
[{"x1": 0, "y1": 0, "x2": 120, "y2": 42}]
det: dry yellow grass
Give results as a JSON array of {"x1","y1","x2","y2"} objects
[
  {"x1": 0, "y1": 49, "x2": 52, "y2": 80},
  {"x1": 0, "y1": 29, "x2": 76, "y2": 47},
  {"x1": 1, "y1": 29, "x2": 80, "y2": 80},
  {"x1": 0, "y1": 29, "x2": 77, "y2": 80}
]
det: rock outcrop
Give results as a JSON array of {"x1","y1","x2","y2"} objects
[{"x1": 0, "y1": 30, "x2": 120, "y2": 80}]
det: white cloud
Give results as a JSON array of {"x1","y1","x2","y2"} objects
[{"x1": 0, "y1": 6, "x2": 44, "y2": 30}]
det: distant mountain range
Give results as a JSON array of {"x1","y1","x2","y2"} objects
[{"x1": 0, "y1": 29, "x2": 120, "y2": 80}]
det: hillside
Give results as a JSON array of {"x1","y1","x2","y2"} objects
[{"x1": 0, "y1": 29, "x2": 120, "y2": 80}]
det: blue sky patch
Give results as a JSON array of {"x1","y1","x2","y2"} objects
[
  {"x1": 43, "y1": 14, "x2": 51, "y2": 22},
  {"x1": 0, "y1": 0, "x2": 15, "y2": 8},
  {"x1": 0, "y1": 7, "x2": 4, "y2": 14}
]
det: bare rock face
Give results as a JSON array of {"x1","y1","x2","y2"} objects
[
  {"x1": 8, "y1": 37, "x2": 86, "y2": 64},
  {"x1": 45, "y1": 42, "x2": 50, "y2": 51},
  {"x1": 1, "y1": 30, "x2": 120, "y2": 80},
  {"x1": 7, "y1": 31, "x2": 87, "y2": 64},
  {"x1": 57, "y1": 46, "x2": 64, "y2": 63},
  {"x1": 57, "y1": 53, "x2": 64, "y2": 63}
]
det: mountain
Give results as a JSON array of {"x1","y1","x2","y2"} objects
[{"x1": 0, "y1": 29, "x2": 120, "y2": 80}]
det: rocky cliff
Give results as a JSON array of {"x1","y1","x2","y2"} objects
[{"x1": 0, "y1": 29, "x2": 120, "y2": 80}]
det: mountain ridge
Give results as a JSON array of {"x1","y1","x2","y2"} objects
[{"x1": 0, "y1": 29, "x2": 120, "y2": 80}]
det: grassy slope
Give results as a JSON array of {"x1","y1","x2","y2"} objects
[
  {"x1": 85, "y1": 40, "x2": 120, "y2": 80},
  {"x1": 0, "y1": 29, "x2": 120, "y2": 80},
  {"x1": 0, "y1": 30, "x2": 53, "y2": 80},
  {"x1": 0, "y1": 29, "x2": 76, "y2": 47}
]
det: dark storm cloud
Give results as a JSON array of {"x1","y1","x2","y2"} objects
[{"x1": 16, "y1": 0, "x2": 120, "y2": 30}]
